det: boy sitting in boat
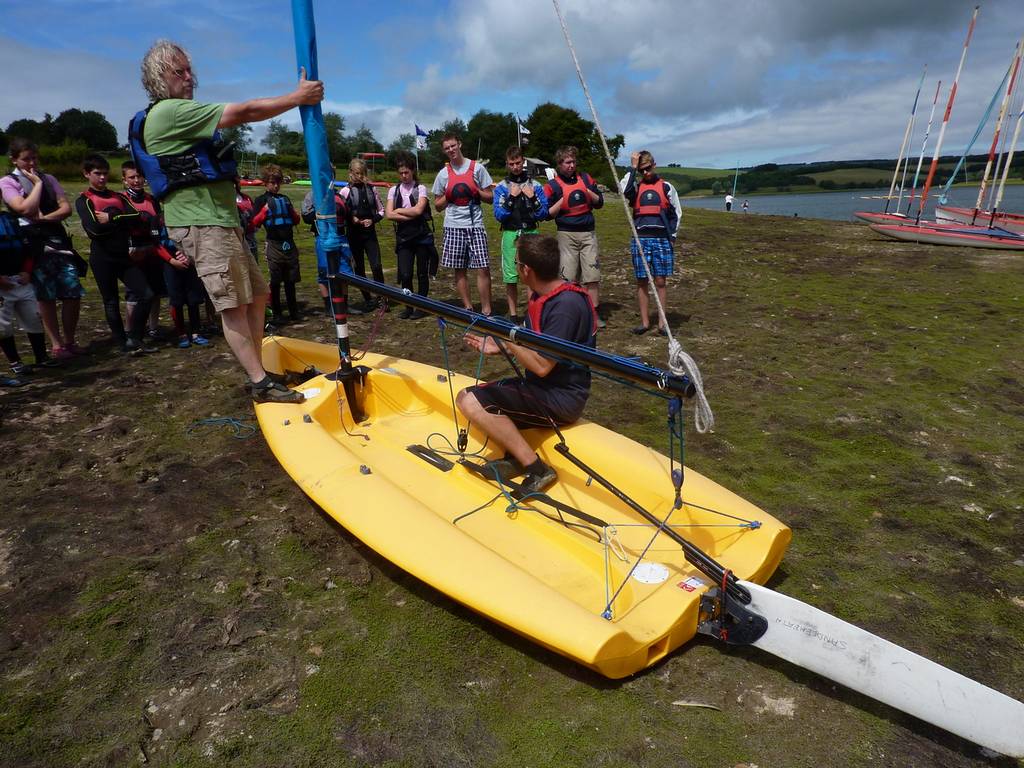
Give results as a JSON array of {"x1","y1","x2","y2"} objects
[{"x1": 457, "y1": 234, "x2": 597, "y2": 496}]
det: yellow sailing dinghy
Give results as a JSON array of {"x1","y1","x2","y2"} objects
[{"x1": 256, "y1": 331, "x2": 790, "y2": 679}]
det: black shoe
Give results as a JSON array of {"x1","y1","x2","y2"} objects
[
  {"x1": 487, "y1": 455, "x2": 525, "y2": 483},
  {"x1": 123, "y1": 339, "x2": 160, "y2": 356},
  {"x1": 10, "y1": 361, "x2": 32, "y2": 376},
  {"x1": 399, "y1": 307, "x2": 413, "y2": 320},
  {"x1": 519, "y1": 464, "x2": 557, "y2": 496},
  {"x1": 408, "y1": 309, "x2": 427, "y2": 320},
  {"x1": 251, "y1": 380, "x2": 305, "y2": 404},
  {"x1": 344, "y1": 303, "x2": 365, "y2": 316}
]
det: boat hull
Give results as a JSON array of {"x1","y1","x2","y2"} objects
[
  {"x1": 870, "y1": 222, "x2": 1024, "y2": 250},
  {"x1": 935, "y1": 205, "x2": 1024, "y2": 233},
  {"x1": 255, "y1": 335, "x2": 791, "y2": 678}
]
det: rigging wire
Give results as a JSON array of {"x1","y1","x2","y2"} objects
[{"x1": 550, "y1": 0, "x2": 713, "y2": 434}]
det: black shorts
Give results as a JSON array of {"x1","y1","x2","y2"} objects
[{"x1": 469, "y1": 378, "x2": 587, "y2": 429}]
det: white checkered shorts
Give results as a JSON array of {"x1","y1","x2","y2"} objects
[{"x1": 441, "y1": 227, "x2": 490, "y2": 270}]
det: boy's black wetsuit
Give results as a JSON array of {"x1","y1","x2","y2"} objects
[{"x1": 75, "y1": 188, "x2": 153, "y2": 346}]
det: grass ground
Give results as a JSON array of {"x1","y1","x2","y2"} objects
[{"x1": 1, "y1": 183, "x2": 1022, "y2": 767}]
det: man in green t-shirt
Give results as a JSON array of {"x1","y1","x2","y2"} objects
[{"x1": 138, "y1": 39, "x2": 323, "y2": 403}]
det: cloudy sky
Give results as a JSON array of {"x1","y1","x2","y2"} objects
[{"x1": 2, "y1": 0, "x2": 1021, "y2": 168}]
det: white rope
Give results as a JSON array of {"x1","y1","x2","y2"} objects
[{"x1": 550, "y1": 0, "x2": 714, "y2": 432}]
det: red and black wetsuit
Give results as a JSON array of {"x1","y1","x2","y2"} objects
[{"x1": 75, "y1": 188, "x2": 152, "y2": 345}]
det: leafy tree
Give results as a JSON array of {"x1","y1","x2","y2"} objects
[
  {"x1": 424, "y1": 118, "x2": 468, "y2": 169},
  {"x1": 523, "y1": 103, "x2": 623, "y2": 184},
  {"x1": 466, "y1": 110, "x2": 517, "y2": 165},
  {"x1": 263, "y1": 119, "x2": 305, "y2": 157},
  {"x1": 52, "y1": 108, "x2": 118, "y2": 151},
  {"x1": 6, "y1": 117, "x2": 52, "y2": 145},
  {"x1": 346, "y1": 124, "x2": 384, "y2": 157},
  {"x1": 220, "y1": 124, "x2": 253, "y2": 152},
  {"x1": 387, "y1": 133, "x2": 416, "y2": 166},
  {"x1": 323, "y1": 112, "x2": 347, "y2": 163}
]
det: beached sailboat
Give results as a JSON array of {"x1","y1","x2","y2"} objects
[{"x1": 257, "y1": 0, "x2": 1024, "y2": 758}]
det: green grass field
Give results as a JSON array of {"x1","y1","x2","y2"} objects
[{"x1": 1, "y1": 188, "x2": 1022, "y2": 767}]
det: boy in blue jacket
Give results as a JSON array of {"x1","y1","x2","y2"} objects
[{"x1": 493, "y1": 146, "x2": 548, "y2": 323}]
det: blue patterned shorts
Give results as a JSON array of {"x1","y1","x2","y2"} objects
[
  {"x1": 31, "y1": 246, "x2": 85, "y2": 301},
  {"x1": 630, "y1": 237, "x2": 674, "y2": 279}
]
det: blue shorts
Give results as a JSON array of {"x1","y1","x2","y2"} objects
[
  {"x1": 630, "y1": 237, "x2": 674, "y2": 279},
  {"x1": 31, "y1": 245, "x2": 85, "y2": 302}
]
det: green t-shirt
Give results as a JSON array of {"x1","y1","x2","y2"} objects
[{"x1": 143, "y1": 99, "x2": 239, "y2": 228}]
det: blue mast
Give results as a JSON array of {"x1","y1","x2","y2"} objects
[{"x1": 291, "y1": 0, "x2": 365, "y2": 420}]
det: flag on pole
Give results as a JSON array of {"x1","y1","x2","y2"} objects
[
  {"x1": 517, "y1": 118, "x2": 530, "y2": 146},
  {"x1": 415, "y1": 124, "x2": 428, "y2": 151}
]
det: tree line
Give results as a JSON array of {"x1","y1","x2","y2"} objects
[{"x1": 3, "y1": 102, "x2": 623, "y2": 184}]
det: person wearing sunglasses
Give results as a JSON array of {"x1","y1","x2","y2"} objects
[{"x1": 619, "y1": 151, "x2": 681, "y2": 336}]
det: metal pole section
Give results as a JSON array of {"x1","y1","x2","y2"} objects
[
  {"x1": 888, "y1": 66, "x2": 925, "y2": 214},
  {"x1": 336, "y1": 272, "x2": 697, "y2": 399},
  {"x1": 291, "y1": 0, "x2": 364, "y2": 421},
  {"x1": 972, "y1": 37, "x2": 1022, "y2": 223},
  {"x1": 917, "y1": 5, "x2": 979, "y2": 223},
  {"x1": 905, "y1": 79, "x2": 941, "y2": 216}
]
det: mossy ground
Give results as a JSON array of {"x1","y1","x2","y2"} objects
[{"x1": 1, "y1": 183, "x2": 1021, "y2": 767}]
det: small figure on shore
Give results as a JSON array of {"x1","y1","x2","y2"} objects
[
  {"x1": 725, "y1": 192, "x2": 734, "y2": 212},
  {"x1": 742, "y1": 199, "x2": 749, "y2": 213}
]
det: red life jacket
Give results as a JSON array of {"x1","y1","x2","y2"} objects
[
  {"x1": 83, "y1": 188, "x2": 131, "y2": 216},
  {"x1": 527, "y1": 281, "x2": 598, "y2": 337},
  {"x1": 444, "y1": 160, "x2": 479, "y2": 207},
  {"x1": 633, "y1": 180, "x2": 670, "y2": 216},
  {"x1": 553, "y1": 173, "x2": 594, "y2": 218},
  {"x1": 124, "y1": 190, "x2": 164, "y2": 245}
]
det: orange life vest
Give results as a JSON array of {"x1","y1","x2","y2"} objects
[
  {"x1": 526, "y1": 281, "x2": 598, "y2": 336},
  {"x1": 444, "y1": 160, "x2": 479, "y2": 207}
]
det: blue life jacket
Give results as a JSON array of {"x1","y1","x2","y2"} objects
[
  {"x1": 264, "y1": 195, "x2": 292, "y2": 229},
  {"x1": 128, "y1": 104, "x2": 237, "y2": 200},
  {"x1": 0, "y1": 212, "x2": 28, "y2": 276}
]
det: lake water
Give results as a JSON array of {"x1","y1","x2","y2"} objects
[{"x1": 677, "y1": 184, "x2": 1024, "y2": 222}]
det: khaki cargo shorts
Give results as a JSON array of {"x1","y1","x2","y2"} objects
[
  {"x1": 556, "y1": 230, "x2": 600, "y2": 284},
  {"x1": 168, "y1": 225, "x2": 268, "y2": 312}
]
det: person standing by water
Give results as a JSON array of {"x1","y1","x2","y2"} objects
[
  {"x1": 1, "y1": 138, "x2": 85, "y2": 358},
  {"x1": 620, "y1": 151, "x2": 680, "y2": 336},
  {"x1": 725, "y1": 192, "x2": 734, "y2": 212}
]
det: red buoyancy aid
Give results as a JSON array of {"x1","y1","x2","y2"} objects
[
  {"x1": 125, "y1": 190, "x2": 164, "y2": 245},
  {"x1": 83, "y1": 188, "x2": 131, "y2": 216},
  {"x1": 633, "y1": 180, "x2": 671, "y2": 216},
  {"x1": 553, "y1": 173, "x2": 594, "y2": 218},
  {"x1": 526, "y1": 281, "x2": 598, "y2": 337},
  {"x1": 444, "y1": 160, "x2": 479, "y2": 207}
]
